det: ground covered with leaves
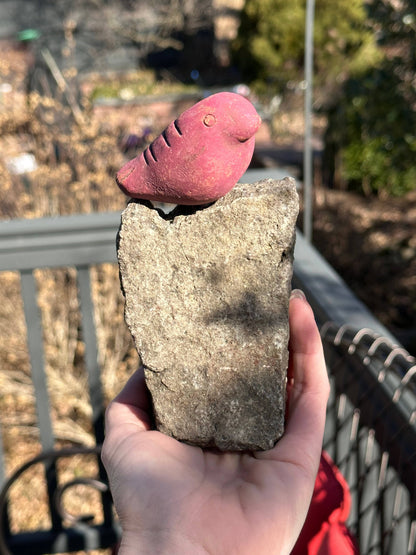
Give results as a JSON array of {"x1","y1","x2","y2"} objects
[{"x1": 311, "y1": 186, "x2": 416, "y2": 355}]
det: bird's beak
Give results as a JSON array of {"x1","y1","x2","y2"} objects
[{"x1": 236, "y1": 113, "x2": 262, "y2": 142}]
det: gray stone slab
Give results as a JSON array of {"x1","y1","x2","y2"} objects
[{"x1": 117, "y1": 178, "x2": 299, "y2": 450}]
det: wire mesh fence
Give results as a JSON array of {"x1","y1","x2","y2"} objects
[{"x1": 321, "y1": 323, "x2": 416, "y2": 554}]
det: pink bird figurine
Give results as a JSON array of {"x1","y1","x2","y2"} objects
[{"x1": 116, "y1": 92, "x2": 261, "y2": 205}]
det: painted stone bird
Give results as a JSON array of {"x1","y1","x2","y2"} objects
[{"x1": 116, "y1": 92, "x2": 261, "y2": 205}]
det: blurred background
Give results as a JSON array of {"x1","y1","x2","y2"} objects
[
  {"x1": 0, "y1": 0, "x2": 414, "y2": 351},
  {"x1": 0, "y1": 1, "x2": 415, "y2": 552}
]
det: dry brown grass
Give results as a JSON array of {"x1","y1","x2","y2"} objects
[
  {"x1": 0, "y1": 45, "x2": 148, "y2": 552},
  {"x1": 0, "y1": 263, "x2": 139, "y2": 548}
]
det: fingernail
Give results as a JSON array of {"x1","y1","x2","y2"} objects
[{"x1": 290, "y1": 288, "x2": 306, "y2": 301}]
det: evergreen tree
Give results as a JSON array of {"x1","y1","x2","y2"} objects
[
  {"x1": 324, "y1": 1, "x2": 416, "y2": 196},
  {"x1": 232, "y1": 0, "x2": 380, "y2": 93}
]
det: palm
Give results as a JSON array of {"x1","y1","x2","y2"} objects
[
  {"x1": 103, "y1": 295, "x2": 329, "y2": 554},
  {"x1": 106, "y1": 422, "x2": 312, "y2": 554}
]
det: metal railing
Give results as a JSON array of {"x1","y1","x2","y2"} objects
[
  {"x1": 295, "y1": 231, "x2": 416, "y2": 553},
  {"x1": 0, "y1": 211, "x2": 121, "y2": 555},
  {"x1": 0, "y1": 169, "x2": 414, "y2": 553},
  {"x1": 322, "y1": 324, "x2": 415, "y2": 554}
]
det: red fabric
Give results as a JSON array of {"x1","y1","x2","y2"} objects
[{"x1": 291, "y1": 451, "x2": 359, "y2": 554}]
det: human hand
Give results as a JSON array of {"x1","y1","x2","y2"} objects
[{"x1": 102, "y1": 290, "x2": 330, "y2": 555}]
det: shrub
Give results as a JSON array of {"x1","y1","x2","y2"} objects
[
  {"x1": 324, "y1": 66, "x2": 416, "y2": 196},
  {"x1": 232, "y1": 0, "x2": 380, "y2": 93}
]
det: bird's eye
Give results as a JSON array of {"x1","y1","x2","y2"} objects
[{"x1": 203, "y1": 114, "x2": 216, "y2": 127}]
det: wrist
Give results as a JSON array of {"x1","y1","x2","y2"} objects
[{"x1": 118, "y1": 531, "x2": 210, "y2": 555}]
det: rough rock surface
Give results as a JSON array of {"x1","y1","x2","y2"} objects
[{"x1": 117, "y1": 178, "x2": 299, "y2": 450}]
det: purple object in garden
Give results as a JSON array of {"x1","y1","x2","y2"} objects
[{"x1": 116, "y1": 92, "x2": 261, "y2": 205}]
